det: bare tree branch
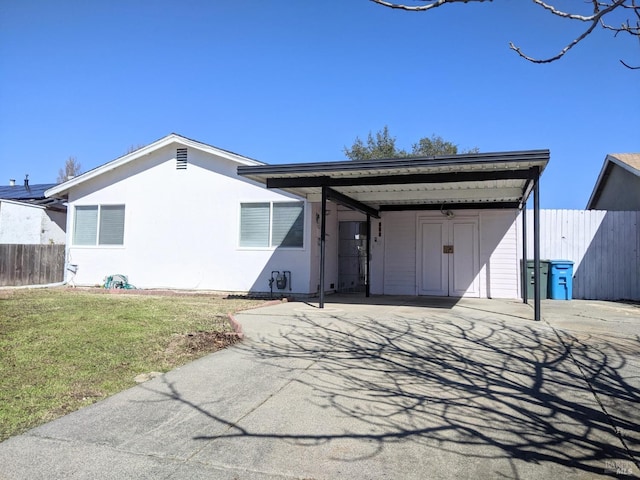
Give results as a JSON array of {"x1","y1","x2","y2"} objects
[
  {"x1": 509, "y1": 0, "x2": 627, "y2": 63},
  {"x1": 508, "y1": 15, "x2": 602, "y2": 64},
  {"x1": 368, "y1": 0, "x2": 493, "y2": 12},
  {"x1": 369, "y1": 0, "x2": 640, "y2": 68}
]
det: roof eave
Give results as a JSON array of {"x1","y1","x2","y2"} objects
[
  {"x1": 237, "y1": 150, "x2": 548, "y2": 211},
  {"x1": 608, "y1": 153, "x2": 640, "y2": 177},
  {"x1": 237, "y1": 149, "x2": 549, "y2": 178}
]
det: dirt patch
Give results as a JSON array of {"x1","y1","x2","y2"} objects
[{"x1": 166, "y1": 331, "x2": 240, "y2": 357}]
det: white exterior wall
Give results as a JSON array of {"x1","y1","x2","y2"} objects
[
  {"x1": 381, "y1": 211, "x2": 417, "y2": 295},
  {"x1": 479, "y1": 210, "x2": 520, "y2": 299},
  {"x1": 377, "y1": 209, "x2": 520, "y2": 298},
  {"x1": 0, "y1": 200, "x2": 66, "y2": 244},
  {"x1": 40, "y1": 210, "x2": 67, "y2": 244},
  {"x1": 0, "y1": 201, "x2": 41, "y2": 243},
  {"x1": 65, "y1": 144, "x2": 313, "y2": 293},
  {"x1": 308, "y1": 201, "x2": 340, "y2": 294}
]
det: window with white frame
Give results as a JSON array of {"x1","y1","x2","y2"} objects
[
  {"x1": 239, "y1": 201, "x2": 304, "y2": 248},
  {"x1": 73, "y1": 205, "x2": 125, "y2": 246}
]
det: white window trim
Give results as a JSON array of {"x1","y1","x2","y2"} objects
[
  {"x1": 72, "y1": 204, "x2": 126, "y2": 247},
  {"x1": 238, "y1": 201, "x2": 305, "y2": 250}
]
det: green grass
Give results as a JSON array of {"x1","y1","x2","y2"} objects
[{"x1": 0, "y1": 288, "x2": 266, "y2": 442}]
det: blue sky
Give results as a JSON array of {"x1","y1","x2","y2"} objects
[{"x1": 1, "y1": 1, "x2": 638, "y2": 209}]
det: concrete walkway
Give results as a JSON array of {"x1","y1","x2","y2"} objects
[{"x1": 0, "y1": 297, "x2": 638, "y2": 479}]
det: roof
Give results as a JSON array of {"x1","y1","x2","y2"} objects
[
  {"x1": 0, "y1": 183, "x2": 67, "y2": 212},
  {"x1": 586, "y1": 153, "x2": 640, "y2": 209},
  {"x1": 238, "y1": 149, "x2": 549, "y2": 214},
  {"x1": 46, "y1": 133, "x2": 265, "y2": 198},
  {"x1": 0, "y1": 183, "x2": 57, "y2": 201},
  {"x1": 609, "y1": 153, "x2": 640, "y2": 173}
]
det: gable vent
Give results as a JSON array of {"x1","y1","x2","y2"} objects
[{"x1": 176, "y1": 148, "x2": 188, "y2": 170}]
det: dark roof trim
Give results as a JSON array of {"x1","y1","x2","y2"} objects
[
  {"x1": 266, "y1": 168, "x2": 536, "y2": 189},
  {"x1": 238, "y1": 149, "x2": 549, "y2": 177},
  {"x1": 519, "y1": 166, "x2": 540, "y2": 209}
]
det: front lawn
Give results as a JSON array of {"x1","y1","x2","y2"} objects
[{"x1": 0, "y1": 288, "x2": 266, "y2": 442}]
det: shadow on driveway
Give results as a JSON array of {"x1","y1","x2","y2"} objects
[
  {"x1": 173, "y1": 300, "x2": 639, "y2": 478},
  {"x1": 1, "y1": 298, "x2": 638, "y2": 479}
]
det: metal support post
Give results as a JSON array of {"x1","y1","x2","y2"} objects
[
  {"x1": 533, "y1": 167, "x2": 541, "y2": 321},
  {"x1": 319, "y1": 186, "x2": 327, "y2": 309}
]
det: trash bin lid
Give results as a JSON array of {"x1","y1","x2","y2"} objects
[{"x1": 549, "y1": 260, "x2": 573, "y2": 265}]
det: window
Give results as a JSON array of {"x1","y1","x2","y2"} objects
[
  {"x1": 73, "y1": 205, "x2": 125, "y2": 246},
  {"x1": 272, "y1": 202, "x2": 304, "y2": 247},
  {"x1": 240, "y1": 201, "x2": 304, "y2": 248}
]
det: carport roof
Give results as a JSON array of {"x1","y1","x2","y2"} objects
[{"x1": 238, "y1": 149, "x2": 549, "y2": 213}]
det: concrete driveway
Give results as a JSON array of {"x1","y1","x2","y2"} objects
[{"x1": 0, "y1": 296, "x2": 638, "y2": 479}]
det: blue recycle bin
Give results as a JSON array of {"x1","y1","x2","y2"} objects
[{"x1": 548, "y1": 260, "x2": 574, "y2": 300}]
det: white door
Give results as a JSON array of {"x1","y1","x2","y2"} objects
[
  {"x1": 418, "y1": 218, "x2": 479, "y2": 297},
  {"x1": 419, "y1": 221, "x2": 448, "y2": 296}
]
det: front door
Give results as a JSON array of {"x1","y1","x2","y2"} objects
[{"x1": 418, "y1": 217, "x2": 479, "y2": 297}]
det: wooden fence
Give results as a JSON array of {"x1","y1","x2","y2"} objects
[
  {"x1": 0, "y1": 244, "x2": 65, "y2": 287},
  {"x1": 523, "y1": 210, "x2": 640, "y2": 301}
]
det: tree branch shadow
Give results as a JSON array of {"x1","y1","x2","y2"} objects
[{"x1": 146, "y1": 310, "x2": 639, "y2": 476}]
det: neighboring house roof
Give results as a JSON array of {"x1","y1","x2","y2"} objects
[
  {"x1": 0, "y1": 182, "x2": 67, "y2": 212},
  {"x1": 238, "y1": 149, "x2": 550, "y2": 212},
  {"x1": 45, "y1": 133, "x2": 265, "y2": 199},
  {"x1": 586, "y1": 153, "x2": 640, "y2": 209},
  {"x1": 0, "y1": 183, "x2": 57, "y2": 201}
]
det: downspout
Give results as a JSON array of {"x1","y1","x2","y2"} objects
[{"x1": 2, "y1": 281, "x2": 67, "y2": 290}]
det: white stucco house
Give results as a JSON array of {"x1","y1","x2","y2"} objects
[
  {"x1": 46, "y1": 133, "x2": 549, "y2": 310},
  {"x1": 45, "y1": 134, "x2": 314, "y2": 292}
]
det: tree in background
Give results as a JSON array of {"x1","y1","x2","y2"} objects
[
  {"x1": 125, "y1": 144, "x2": 146, "y2": 154},
  {"x1": 411, "y1": 135, "x2": 479, "y2": 157},
  {"x1": 344, "y1": 126, "x2": 478, "y2": 160},
  {"x1": 344, "y1": 126, "x2": 407, "y2": 160},
  {"x1": 56, "y1": 156, "x2": 82, "y2": 183},
  {"x1": 370, "y1": 0, "x2": 640, "y2": 69}
]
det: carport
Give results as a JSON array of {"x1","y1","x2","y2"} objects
[{"x1": 238, "y1": 150, "x2": 549, "y2": 320}]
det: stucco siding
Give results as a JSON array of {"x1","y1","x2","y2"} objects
[
  {"x1": 0, "y1": 201, "x2": 65, "y2": 245},
  {"x1": 0, "y1": 201, "x2": 41, "y2": 243},
  {"x1": 65, "y1": 144, "x2": 313, "y2": 293},
  {"x1": 40, "y1": 210, "x2": 66, "y2": 244},
  {"x1": 308, "y1": 201, "x2": 339, "y2": 294}
]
